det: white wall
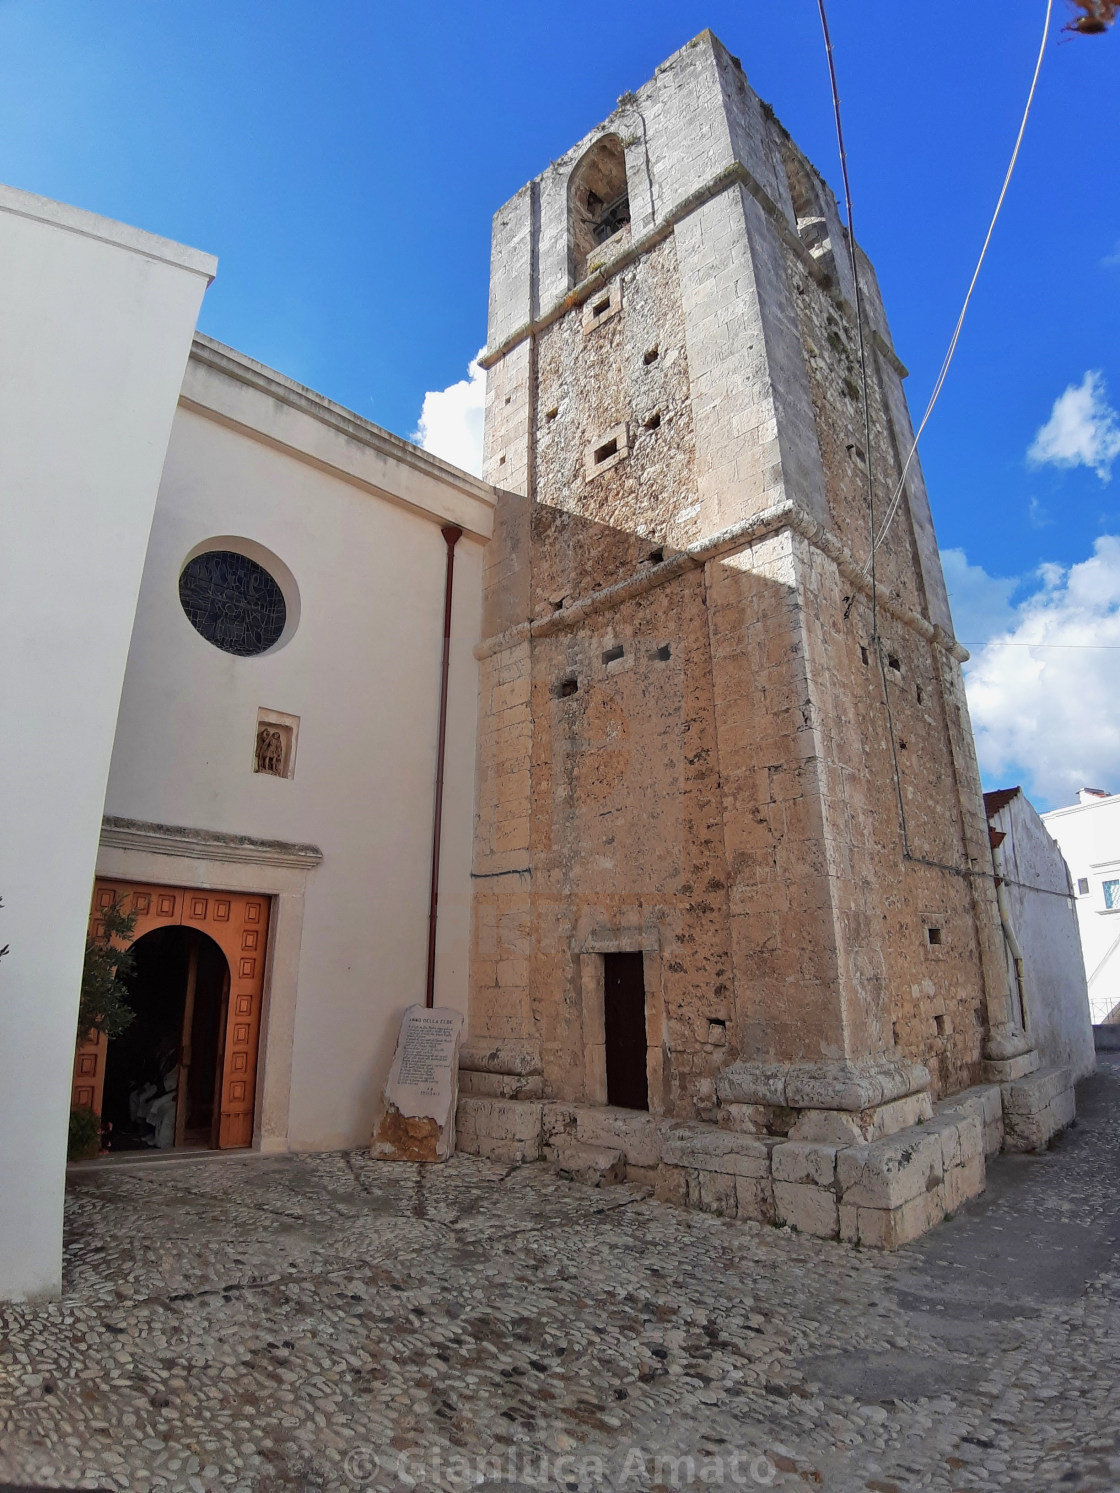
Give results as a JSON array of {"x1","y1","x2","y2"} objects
[
  {"x1": 989, "y1": 793, "x2": 1095, "y2": 1079},
  {"x1": 1042, "y1": 793, "x2": 1120, "y2": 1024},
  {"x1": 0, "y1": 186, "x2": 214, "y2": 1300},
  {"x1": 103, "y1": 341, "x2": 493, "y2": 1152}
]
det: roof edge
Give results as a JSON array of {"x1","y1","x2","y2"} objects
[
  {"x1": 0, "y1": 181, "x2": 217, "y2": 281},
  {"x1": 187, "y1": 333, "x2": 496, "y2": 509}
]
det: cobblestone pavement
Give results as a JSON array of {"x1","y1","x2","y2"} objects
[{"x1": 2, "y1": 1058, "x2": 1118, "y2": 1493}]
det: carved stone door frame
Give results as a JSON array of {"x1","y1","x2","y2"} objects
[
  {"x1": 73, "y1": 879, "x2": 271, "y2": 1148},
  {"x1": 81, "y1": 817, "x2": 322, "y2": 1154},
  {"x1": 574, "y1": 910, "x2": 667, "y2": 1115}
]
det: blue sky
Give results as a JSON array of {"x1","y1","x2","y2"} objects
[{"x1": 2, "y1": 1, "x2": 1116, "y2": 806}]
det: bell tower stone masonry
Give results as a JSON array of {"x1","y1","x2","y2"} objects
[{"x1": 458, "y1": 31, "x2": 1074, "y2": 1242}]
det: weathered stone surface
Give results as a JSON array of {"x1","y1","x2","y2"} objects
[
  {"x1": 695, "y1": 1168, "x2": 739, "y2": 1218},
  {"x1": 935, "y1": 1082, "x2": 1004, "y2": 1157},
  {"x1": 773, "y1": 1181, "x2": 840, "y2": 1239},
  {"x1": 735, "y1": 1174, "x2": 777, "y2": 1224},
  {"x1": 456, "y1": 1096, "x2": 543, "y2": 1162},
  {"x1": 984, "y1": 1025, "x2": 1036, "y2": 1061},
  {"x1": 836, "y1": 1126, "x2": 944, "y2": 1211},
  {"x1": 788, "y1": 1090, "x2": 933, "y2": 1144},
  {"x1": 839, "y1": 1201, "x2": 859, "y2": 1244},
  {"x1": 982, "y1": 1048, "x2": 1041, "y2": 1083},
  {"x1": 784, "y1": 1108, "x2": 863, "y2": 1144},
  {"x1": 943, "y1": 1151, "x2": 986, "y2": 1213},
  {"x1": 458, "y1": 1069, "x2": 544, "y2": 1099},
  {"x1": 574, "y1": 1106, "x2": 668, "y2": 1167},
  {"x1": 540, "y1": 1101, "x2": 578, "y2": 1142},
  {"x1": 785, "y1": 1061, "x2": 930, "y2": 1112},
  {"x1": 458, "y1": 1037, "x2": 542, "y2": 1076},
  {"x1": 371, "y1": 1005, "x2": 463, "y2": 1163},
  {"x1": 928, "y1": 1113, "x2": 983, "y2": 1171},
  {"x1": 849, "y1": 1188, "x2": 946, "y2": 1250},
  {"x1": 653, "y1": 1162, "x2": 689, "y2": 1206},
  {"x1": 718, "y1": 1061, "x2": 931, "y2": 1113},
  {"x1": 717, "y1": 1101, "x2": 787, "y2": 1134},
  {"x1": 544, "y1": 1140, "x2": 625, "y2": 1187},
  {"x1": 661, "y1": 1121, "x2": 774, "y2": 1177},
  {"x1": 1002, "y1": 1064, "x2": 1071, "y2": 1115},
  {"x1": 1003, "y1": 1065, "x2": 1077, "y2": 1152},
  {"x1": 771, "y1": 1140, "x2": 837, "y2": 1189},
  {"x1": 716, "y1": 1065, "x2": 790, "y2": 1108}
]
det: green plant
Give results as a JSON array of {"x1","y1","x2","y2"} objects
[
  {"x1": 67, "y1": 1104, "x2": 101, "y2": 1162},
  {"x1": 77, "y1": 897, "x2": 137, "y2": 1040}
]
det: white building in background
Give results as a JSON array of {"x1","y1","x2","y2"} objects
[
  {"x1": 983, "y1": 789, "x2": 1095, "y2": 1079},
  {"x1": 1042, "y1": 789, "x2": 1120, "y2": 1026}
]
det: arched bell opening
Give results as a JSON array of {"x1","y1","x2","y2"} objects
[{"x1": 569, "y1": 134, "x2": 631, "y2": 284}]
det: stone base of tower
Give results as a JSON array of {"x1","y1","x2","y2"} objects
[
  {"x1": 713, "y1": 1058, "x2": 936, "y2": 1144},
  {"x1": 455, "y1": 1049, "x2": 1075, "y2": 1249},
  {"x1": 981, "y1": 1031, "x2": 1077, "y2": 1153}
]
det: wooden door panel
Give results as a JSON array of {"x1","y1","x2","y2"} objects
[
  {"x1": 71, "y1": 878, "x2": 270, "y2": 1151},
  {"x1": 72, "y1": 880, "x2": 185, "y2": 1121},
  {"x1": 216, "y1": 895, "x2": 269, "y2": 1148},
  {"x1": 603, "y1": 951, "x2": 649, "y2": 1112}
]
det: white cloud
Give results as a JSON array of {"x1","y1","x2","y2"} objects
[
  {"x1": 1027, "y1": 370, "x2": 1120, "y2": 481},
  {"x1": 1102, "y1": 240, "x2": 1120, "y2": 269},
  {"x1": 412, "y1": 350, "x2": 486, "y2": 477},
  {"x1": 941, "y1": 546, "x2": 1019, "y2": 646},
  {"x1": 957, "y1": 537, "x2": 1120, "y2": 808}
]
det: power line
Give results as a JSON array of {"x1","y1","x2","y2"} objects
[
  {"x1": 817, "y1": 0, "x2": 916, "y2": 862},
  {"x1": 816, "y1": 0, "x2": 878, "y2": 642},
  {"x1": 864, "y1": 0, "x2": 1053, "y2": 571},
  {"x1": 961, "y1": 640, "x2": 1120, "y2": 651}
]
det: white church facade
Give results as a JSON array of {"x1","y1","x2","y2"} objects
[{"x1": 1, "y1": 184, "x2": 494, "y2": 1299}]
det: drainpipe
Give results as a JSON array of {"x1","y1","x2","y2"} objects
[
  {"x1": 990, "y1": 830, "x2": 1028, "y2": 1034},
  {"x1": 425, "y1": 525, "x2": 462, "y2": 1008}
]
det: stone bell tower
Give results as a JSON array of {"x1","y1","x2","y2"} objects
[{"x1": 457, "y1": 31, "x2": 1070, "y2": 1233}]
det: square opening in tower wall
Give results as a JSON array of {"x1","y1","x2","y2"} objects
[{"x1": 583, "y1": 423, "x2": 629, "y2": 480}]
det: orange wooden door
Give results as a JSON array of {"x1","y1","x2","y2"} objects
[
  {"x1": 71, "y1": 882, "x2": 191, "y2": 1122},
  {"x1": 71, "y1": 879, "x2": 270, "y2": 1150},
  {"x1": 181, "y1": 888, "x2": 270, "y2": 1148}
]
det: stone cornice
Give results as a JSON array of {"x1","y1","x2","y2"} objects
[
  {"x1": 184, "y1": 336, "x2": 497, "y2": 540},
  {"x1": 475, "y1": 500, "x2": 969, "y2": 665},
  {"x1": 716, "y1": 1059, "x2": 932, "y2": 1112},
  {"x1": 478, "y1": 163, "x2": 908, "y2": 382},
  {"x1": 100, "y1": 816, "x2": 323, "y2": 871}
]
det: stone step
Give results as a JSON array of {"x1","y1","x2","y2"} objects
[
  {"x1": 545, "y1": 1140, "x2": 626, "y2": 1187},
  {"x1": 1002, "y1": 1064, "x2": 1075, "y2": 1152}
]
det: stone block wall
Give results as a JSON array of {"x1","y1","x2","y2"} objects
[
  {"x1": 456, "y1": 1087, "x2": 998, "y2": 1250},
  {"x1": 468, "y1": 29, "x2": 1036, "y2": 1136}
]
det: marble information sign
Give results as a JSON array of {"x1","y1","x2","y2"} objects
[{"x1": 371, "y1": 1004, "x2": 464, "y2": 1162}]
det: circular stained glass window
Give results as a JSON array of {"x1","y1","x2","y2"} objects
[{"x1": 178, "y1": 550, "x2": 287, "y2": 657}]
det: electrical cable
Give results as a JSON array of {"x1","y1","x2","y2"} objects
[
  {"x1": 816, "y1": 0, "x2": 878, "y2": 642},
  {"x1": 864, "y1": 0, "x2": 1053, "y2": 571},
  {"x1": 813, "y1": 5, "x2": 1082, "y2": 940},
  {"x1": 961, "y1": 640, "x2": 1120, "y2": 651},
  {"x1": 817, "y1": 0, "x2": 915, "y2": 858}
]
